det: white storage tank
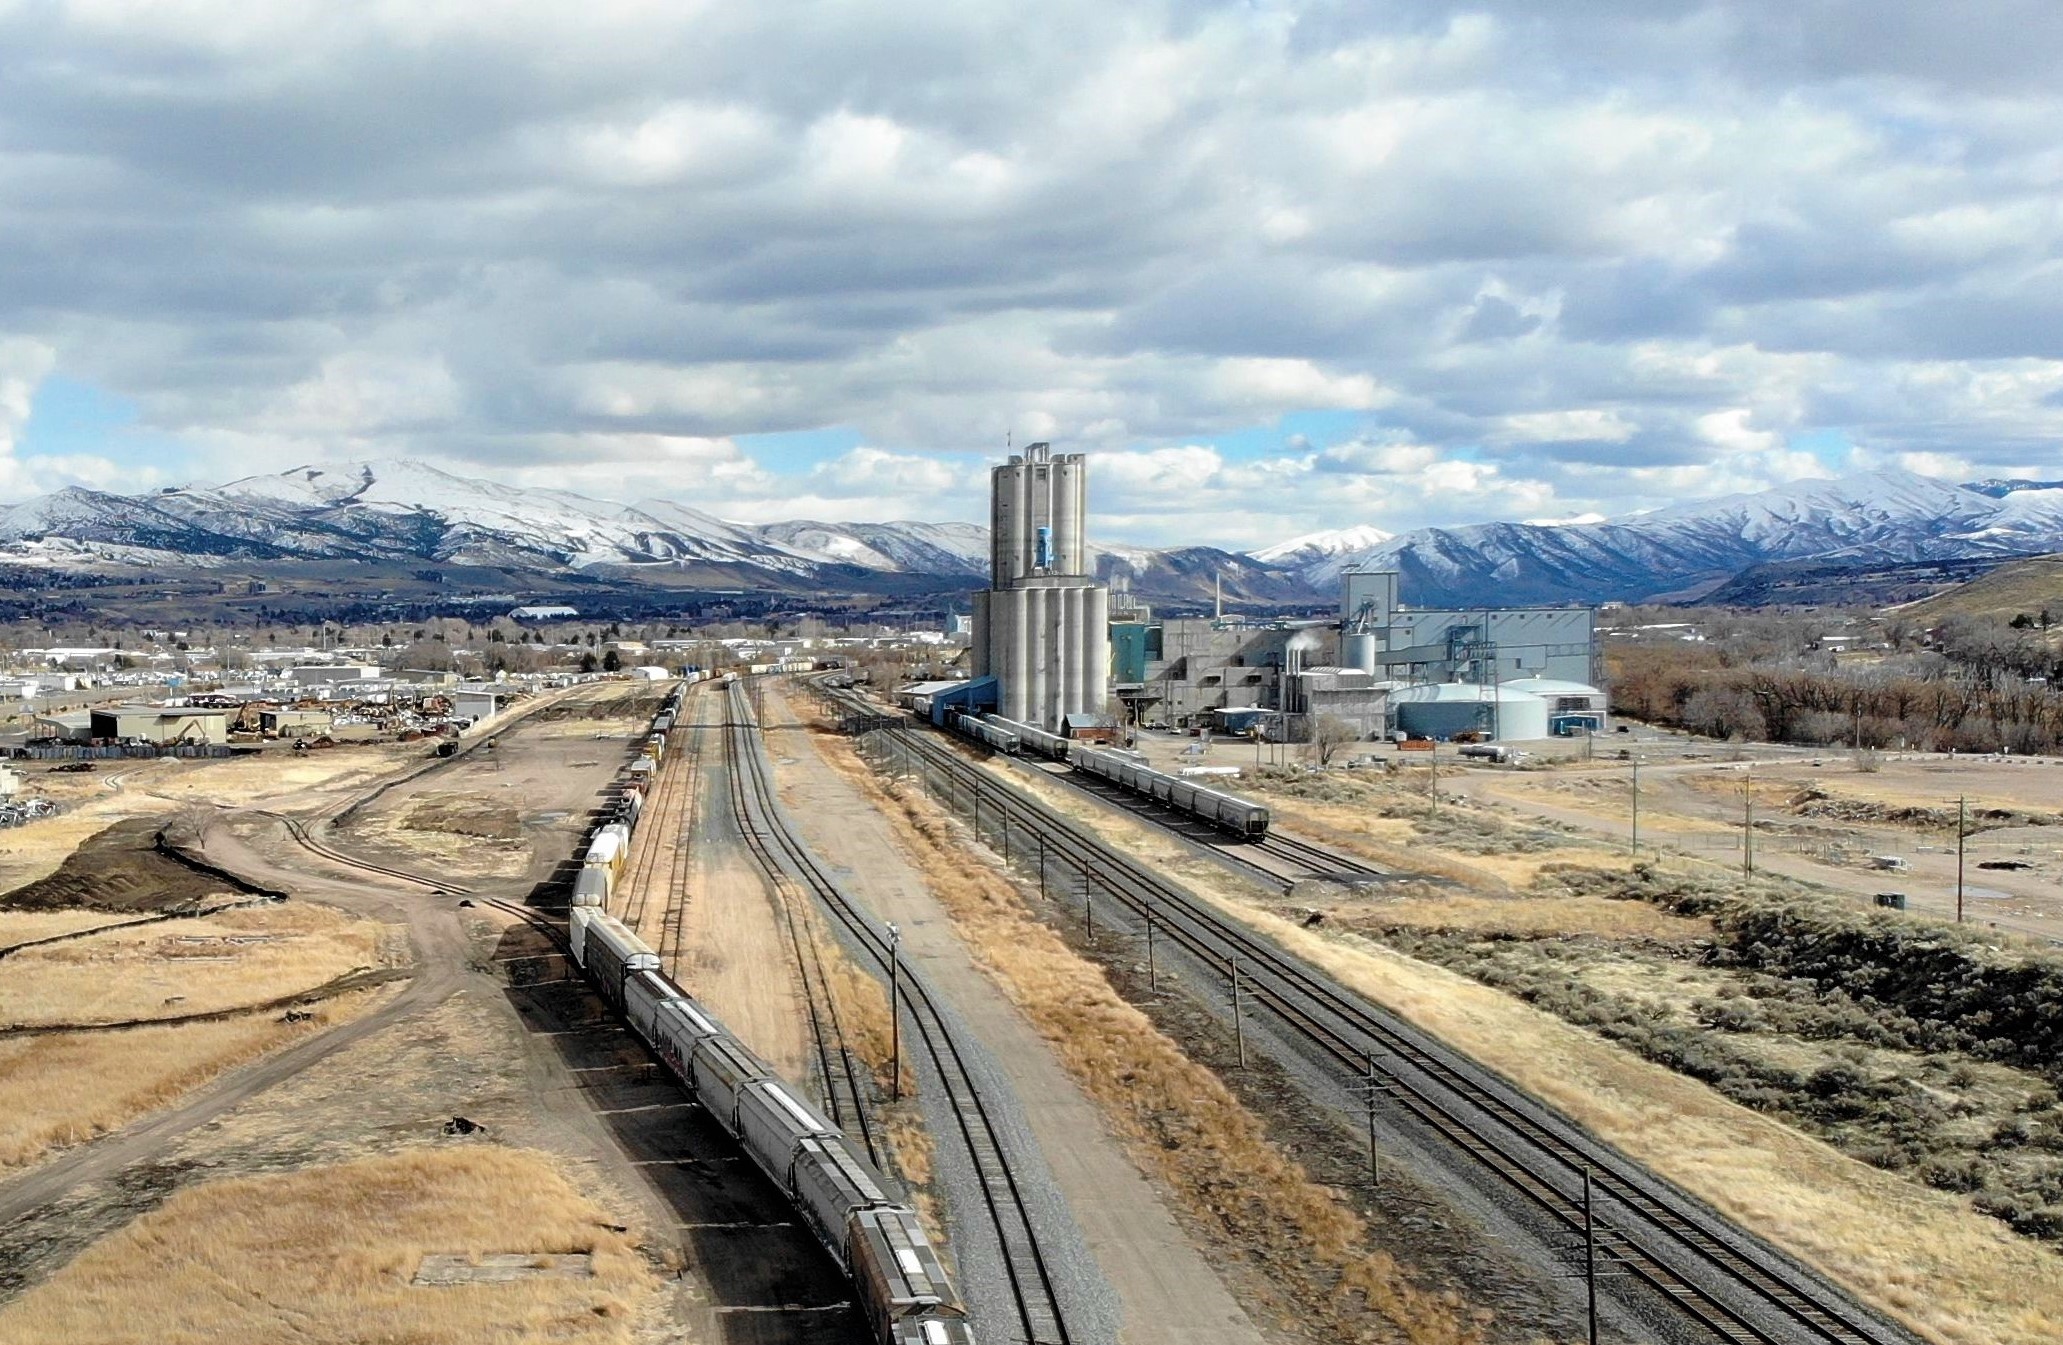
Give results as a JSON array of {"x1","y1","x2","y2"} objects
[{"x1": 1391, "y1": 683, "x2": 1549, "y2": 742}]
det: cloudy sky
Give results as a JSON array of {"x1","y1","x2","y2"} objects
[{"x1": 4, "y1": 1, "x2": 2062, "y2": 548}]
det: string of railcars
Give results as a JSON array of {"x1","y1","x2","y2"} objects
[
  {"x1": 567, "y1": 675, "x2": 974, "y2": 1345},
  {"x1": 943, "y1": 708, "x2": 1270, "y2": 841}
]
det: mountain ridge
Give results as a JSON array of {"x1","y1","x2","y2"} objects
[{"x1": 3, "y1": 460, "x2": 2061, "y2": 610}]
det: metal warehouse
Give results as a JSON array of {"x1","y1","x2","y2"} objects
[{"x1": 88, "y1": 705, "x2": 231, "y2": 746}]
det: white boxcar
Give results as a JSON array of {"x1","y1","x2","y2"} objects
[
  {"x1": 622, "y1": 968, "x2": 682, "y2": 1041},
  {"x1": 736, "y1": 1079, "x2": 838, "y2": 1189},
  {"x1": 569, "y1": 904, "x2": 596, "y2": 965},
  {"x1": 689, "y1": 1035, "x2": 774, "y2": 1130}
]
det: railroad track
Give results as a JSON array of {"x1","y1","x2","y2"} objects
[
  {"x1": 814, "y1": 684, "x2": 1908, "y2": 1345},
  {"x1": 715, "y1": 686, "x2": 885, "y2": 1170},
  {"x1": 254, "y1": 808, "x2": 475, "y2": 896},
  {"x1": 725, "y1": 682, "x2": 1073, "y2": 1345},
  {"x1": 615, "y1": 706, "x2": 696, "y2": 939}
]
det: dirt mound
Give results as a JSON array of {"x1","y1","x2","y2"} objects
[{"x1": 0, "y1": 820, "x2": 240, "y2": 914}]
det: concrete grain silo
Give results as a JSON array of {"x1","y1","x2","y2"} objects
[{"x1": 969, "y1": 443, "x2": 1110, "y2": 730}]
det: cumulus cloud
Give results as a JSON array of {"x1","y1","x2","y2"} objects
[{"x1": 2, "y1": 1, "x2": 2062, "y2": 542}]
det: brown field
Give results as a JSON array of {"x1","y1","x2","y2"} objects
[
  {"x1": 947, "y1": 745, "x2": 2063, "y2": 1345},
  {"x1": 0, "y1": 986, "x2": 392, "y2": 1170},
  {"x1": 350, "y1": 792, "x2": 532, "y2": 877},
  {"x1": 1212, "y1": 894, "x2": 2063, "y2": 1345},
  {"x1": 0, "y1": 1145, "x2": 660, "y2": 1345},
  {"x1": 0, "y1": 899, "x2": 396, "y2": 1028},
  {"x1": 140, "y1": 742, "x2": 427, "y2": 807}
]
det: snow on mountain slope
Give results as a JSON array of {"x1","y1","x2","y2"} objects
[
  {"x1": 1247, "y1": 525, "x2": 1393, "y2": 571},
  {"x1": 6, "y1": 460, "x2": 2060, "y2": 609},
  {"x1": 1290, "y1": 469, "x2": 2063, "y2": 606},
  {"x1": 758, "y1": 520, "x2": 989, "y2": 574}
]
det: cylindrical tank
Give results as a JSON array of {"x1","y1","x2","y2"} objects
[
  {"x1": 1344, "y1": 631, "x2": 1378, "y2": 675},
  {"x1": 1083, "y1": 584, "x2": 1110, "y2": 715}
]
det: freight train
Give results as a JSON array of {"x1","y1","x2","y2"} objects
[
  {"x1": 565, "y1": 678, "x2": 974, "y2": 1345},
  {"x1": 943, "y1": 708, "x2": 1270, "y2": 841}
]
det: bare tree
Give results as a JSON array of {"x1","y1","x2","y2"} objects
[{"x1": 1304, "y1": 714, "x2": 1360, "y2": 767}]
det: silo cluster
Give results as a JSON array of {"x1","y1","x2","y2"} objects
[{"x1": 969, "y1": 443, "x2": 1111, "y2": 729}]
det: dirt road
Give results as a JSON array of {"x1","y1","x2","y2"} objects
[{"x1": 760, "y1": 682, "x2": 1265, "y2": 1345}]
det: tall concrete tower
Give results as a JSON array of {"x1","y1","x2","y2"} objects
[{"x1": 970, "y1": 443, "x2": 1109, "y2": 729}]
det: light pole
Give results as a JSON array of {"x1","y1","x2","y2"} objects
[{"x1": 886, "y1": 922, "x2": 902, "y2": 1100}]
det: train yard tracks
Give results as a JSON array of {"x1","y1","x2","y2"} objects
[
  {"x1": 815, "y1": 684, "x2": 1913, "y2": 1345},
  {"x1": 614, "y1": 701, "x2": 701, "y2": 967},
  {"x1": 724, "y1": 683, "x2": 1074, "y2": 1345}
]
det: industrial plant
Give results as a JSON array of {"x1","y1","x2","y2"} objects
[{"x1": 903, "y1": 442, "x2": 1606, "y2": 745}]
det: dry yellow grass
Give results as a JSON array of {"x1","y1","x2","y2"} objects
[
  {"x1": 142, "y1": 743, "x2": 424, "y2": 807},
  {"x1": 1340, "y1": 892, "x2": 1709, "y2": 942},
  {"x1": 0, "y1": 900, "x2": 395, "y2": 1028},
  {"x1": 0, "y1": 985, "x2": 392, "y2": 1169},
  {"x1": 810, "y1": 729, "x2": 1486, "y2": 1345},
  {"x1": 1201, "y1": 902, "x2": 2063, "y2": 1345},
  {"x1": 0, "y1": 908, "x2": 145, "y2": 947},
  {"x1": 0, "y1": 1145, "x2": 659, "y2": 1345}
]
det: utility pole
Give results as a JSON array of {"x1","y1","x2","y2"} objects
[
  {"x1": 1743, "y1": 763, "x2": 1754, "y2": 877},
  {"x1": 1084, "y1": 876, "x2": 1094, "y2": 940},
  {"x1": 1230, "y1": 956, "x2": 1246, "y2": 1068},
  {"x1": 1956, "y1": 795, "x2": 1967, "y2": 923},
  {"x1": 886, "y1": 922, "x2": 902, "y2": 1102},
  {"x1": 1366, "y1": 1055, "x2": 1381, "y2": 1188},
  {"x1": 1145, "y1": 908, "x2": 1158, "y2": 992},
  {"x1": 1630, "y1": 756, "x2": 1640, "y2": 857},
  {"x1": 1584, "y1": 1167, "x2": 1600, "y2": 1345}
]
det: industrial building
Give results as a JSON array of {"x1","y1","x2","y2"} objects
[
  {"x1": 968, "y1": 443, "x2": 1110, "y2": 730},
  {"x1": 1109, "y1": 565, "x2": 1602, "y2": 743},
  {"x1": 1339, "y1": 569, "x2": 1597, "y2": 685},
  {"x1": 87, "y1": 705, "x2": 231, "y2": 746}
]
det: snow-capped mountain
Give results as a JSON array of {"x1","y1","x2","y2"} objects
[
  {"x1": 1284, "y1": 470, "x2": 2063, "y2": 606},
  {"x1": 0, "y1": 460, "x2": 1284, "y2": 605},
  {"x1": 5, "y1": 461, "x2": 2062, "y2": 610},
  {"x1": 1246, "y1": 525, "x2": 1393, "y2": 584}
]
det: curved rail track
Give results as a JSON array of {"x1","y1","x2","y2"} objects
[
  {"x1": 817, "y1": 683, "x2": 1911, "y2": 1345},
  {"x1": 726, "y1": 682, "x2": 1073, "y2": 1345}
]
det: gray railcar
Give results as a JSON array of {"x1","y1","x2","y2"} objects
[
  {"x1": 850, "y1": 1206, "x2": 967, "y2": 1330},
  {"x1": 649, "y1": 997, "x2": 724, "y2": 1081},
  {"x1": 688, "y1": 1034, "x2": 774, "y2": 1131},
  {"x1": 889, "y1": 1319, "x2": 977, "y2": 1345},
  {"x1": 1072, "y1": 746, "x2": 1269, "y2": 840},
  {"x1": 572, "y1": 868, "x2": 608, "y2": 907},
  {"x1": 735, "y1": 1079, "x2": 839, "y2": 1191},
  {"x1": 622, "y1": 968, "x2": 681, "y2": 1041},
  {"x1": 584, "y1": 913, "x2": 661, "y2": 1010},
  {"x1": 790, "y1": 1133, "x2": 896, "y2": 1254}
]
